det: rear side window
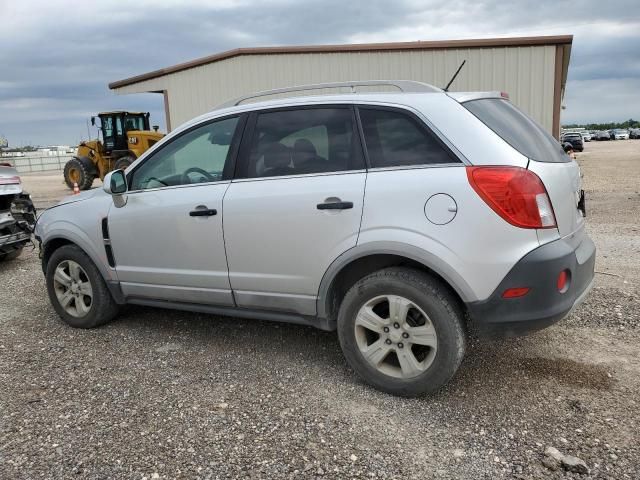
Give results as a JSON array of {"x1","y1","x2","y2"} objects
[
  {"x1": 359, "y1": 108, "x2": 457, "y2": 168},
  {"x1": 240, "y1": 107, "x2": 363, "y2": 178},
  {"x1": 463, "y1": 98, "x2": 568, "y2": 163}
]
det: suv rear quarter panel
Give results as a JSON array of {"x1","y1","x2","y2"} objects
[
  {"x1": 358, "y1": 165, "x2": 541, "y2": 302},
  {"x1": 409, "y1": 95, "x2": 529, "y2": 168}
]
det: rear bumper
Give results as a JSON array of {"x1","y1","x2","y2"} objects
[{"x1": 467, "y1": 234, "x2": 596, "y2": 337}]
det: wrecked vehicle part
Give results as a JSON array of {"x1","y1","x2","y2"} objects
[{"x1": 0, "y1": 165, "x2": 36, "y2": 261}]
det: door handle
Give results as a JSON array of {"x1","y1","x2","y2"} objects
[
  {"x1": 317, "y1": 201, "x2": 354, "y2": 210},
  {"x1": 189, "y1": 206, "x2": 217, "y2": 217}
]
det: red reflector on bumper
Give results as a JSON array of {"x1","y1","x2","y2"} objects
[
  {"x1": 502, "y1": 287, "x2": 530, "y2": 298},
  {"x1": 557, "y1": 270, "x2": 570, "y2": 293}
]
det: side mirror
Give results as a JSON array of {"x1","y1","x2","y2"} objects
[
  {"x1": 153, "y1": 125, "x2": 159, "y2": 132},
  {"x1": 91, "y1": 117, "x2": 96, "y2": 126},
  {"x1": 103, "y1": 170, "x2": 128, "y2": 207},
  {"x1": 103, "y1": 169, "x2": 127, "y2": 194}
]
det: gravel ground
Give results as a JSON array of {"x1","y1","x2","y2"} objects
[{"x1": 1, "y1": 141, "x2": 639, "y2": 479}]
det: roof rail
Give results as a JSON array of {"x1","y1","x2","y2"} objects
[{"x1": 217, "y1": 80, "x2": 440, "y2": 109}]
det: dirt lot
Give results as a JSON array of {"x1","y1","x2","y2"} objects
[{"x1": 1, "y1": 141, "x2": 639, "y2": 479}]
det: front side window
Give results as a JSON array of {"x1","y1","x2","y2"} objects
[
  {"x1": 359, "y1": 108, "x2": 456, "y2": 168},
  {"x1": 240, "y1": 107, "x2": 363, "y2": 178},
  {"x1": 129, "y1": 116, "x2": 239, "y2": 191}
]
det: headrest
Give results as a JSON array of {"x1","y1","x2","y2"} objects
[{"x1": 264, "y1": 143, "x2": 291, "y2": 168}]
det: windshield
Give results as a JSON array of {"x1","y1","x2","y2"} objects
[
  {"x1": 463, "y1": 98, "x2": 568, "y2": 163},
  {"x1": 123, "y1": 115, "x2": 147, "y2": 131}
]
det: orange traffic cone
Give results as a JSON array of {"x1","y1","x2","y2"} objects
[{"x1": 73, "y1": 182, "x2": 80, "y2": 195}]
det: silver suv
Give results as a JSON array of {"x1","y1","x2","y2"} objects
[{"x1": 35, "y1": 81, "x2": 595, "y2": 396}]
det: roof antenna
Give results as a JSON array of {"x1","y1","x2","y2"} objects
[{"x1": 443, "y1": 60, "x2": 466, "y2": 92}]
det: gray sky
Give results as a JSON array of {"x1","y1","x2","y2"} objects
[{"x1": 1, "y1": 0, "x2": 638, "y2": 146}]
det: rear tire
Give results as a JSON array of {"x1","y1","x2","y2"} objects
[
  {"x1": 45, "y1": 245, "x2": 119, "y2": 328},
  {"x1": 64, "y1": 157, "x2": 95, "y2": 190},
  {"x1": 337, "y1": 267, "x2": 466, "y2": 397}
]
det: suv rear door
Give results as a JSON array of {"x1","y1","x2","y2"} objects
[{"x1": 223, "y1": 106, "x2": 366, "y2": 315}]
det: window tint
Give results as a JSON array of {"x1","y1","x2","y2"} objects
[
  {"x1": 130, "y1": 116, "x2": 239, "y2": 190},
  {"x1": 463, "y1": 98, "x2": 568, "y2": 163},
  {"x1": 359, "y1": 108, "x2": 456, "y2": 168},
  {"x1": 242, "y1": 108, "x2": 362, "y2": 178}
]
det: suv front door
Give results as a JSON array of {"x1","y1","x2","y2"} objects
[
  {"x1": 107, "y1": 115, "x2": 244, "y2": 305},
  {"x1": 223, "y1": 106, "x2": 366, "y2": 315}
]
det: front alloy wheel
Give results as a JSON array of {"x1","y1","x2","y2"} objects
[
  {"x1": 45, "y1": 244, "x2": 120, "y2": 328},
  {"x1": 53, "y1": 260, "x2": 93, "y2": 317}
]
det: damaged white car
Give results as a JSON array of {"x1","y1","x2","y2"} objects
[{"x1": 0, "y1": 163, "x2": 36, "y2": 261}]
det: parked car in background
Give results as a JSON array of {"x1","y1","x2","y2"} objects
[
  {"x1": 561, "y1": 132, "x2": 584, "y2": 151},
  {"x1": 580, "y1": 132, "x2": 592, "y2": 142},
  {"x1": 612, "y1": 129, "x2": 629, "y2": 140},
  {"x1": 595, "y1": 130, "x2": 611, "y2": 141},
  {"x1": 628, "y1": 128, "x2": 640, "y2": 139},
  {"x1": 0, "y1": 163, "x2": 36, "y2": 261},
  {"x1": 35, "y1": 81, "x2": 596, "y2": 396}
]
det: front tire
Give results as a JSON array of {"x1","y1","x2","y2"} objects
[
  {"x1": 337, "y1": 267, "x2": 466, "y2": 397},
  {"x1": 45, "y1": 245, "x2": 119, "y2": 328}
]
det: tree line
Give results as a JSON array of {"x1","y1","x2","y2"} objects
[{"x1": 563, "y1": 119, "x2": 639, "y2": 130}]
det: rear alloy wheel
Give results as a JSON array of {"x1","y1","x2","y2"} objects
[
  {"x1": 46, "y1": 245, "x2": 119, "y2": 328},
  {"x1": 354, "y1": 295, "x2": 438, "y2": 379},
  {"x1": 338, "y1": 267, "x2": 465, "y2": 396}
]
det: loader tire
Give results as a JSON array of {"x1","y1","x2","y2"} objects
[
  {"x1": 64, "y1": 157, "x2": 95, "y2": 190},
  {"x1": 113, "y1": 156, "x2": 134, "y2": 171}
]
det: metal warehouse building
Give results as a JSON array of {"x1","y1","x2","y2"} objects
[{"x1": 109, "y1": 35, "x2": 572, "y2": 138}]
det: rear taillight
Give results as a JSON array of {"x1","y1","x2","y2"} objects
[
  {"x1": 0, "y1": 176, "x2": 21, "y2": 185},
  {"x1": 466, "y1": 166, "x2": 556, "y2": 229}
]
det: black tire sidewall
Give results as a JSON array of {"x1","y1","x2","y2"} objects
[
  {"x1": 338, "y1": 268, "x2": 465, "y2": 396},
  {"x1": 45, "y1": 245, "x2": 116, "y2": 328},
  {"x1": 64, "y1": 158, "x2": 94, "y2": 190},
  {"x1": 113, "y1": 156, "x2": 133, "y2": 171}
]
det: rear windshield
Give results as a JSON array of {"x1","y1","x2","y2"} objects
[{"x1": 463, "y1": 98, "x2": 568, "y2": 163}]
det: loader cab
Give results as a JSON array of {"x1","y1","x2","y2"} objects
[{"x1": 92, "y1": 112, "x2": 150, "y2": 154}]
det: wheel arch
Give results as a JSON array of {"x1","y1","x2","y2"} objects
[
  {"x1": 41, "y1": 230, "x2": 113, "y2": 281},
  {"x1": 317, "y1": 242, "x2": 476, "y2": 326},
  {"x1": 41, "y1": 233, "x2": 125, "y2": 304}
]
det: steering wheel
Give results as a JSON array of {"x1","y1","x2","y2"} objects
[{"x1": 182, "y1": 167, "x2": 216, "y2": 184}]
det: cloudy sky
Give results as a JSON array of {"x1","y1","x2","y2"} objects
[{"x1": 1, "y1": 0, "x2": 638, "y2": 146}]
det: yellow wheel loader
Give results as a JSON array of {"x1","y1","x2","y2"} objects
[{"x1": 64, "y1": 111, "x2": 164, "y2": 190}]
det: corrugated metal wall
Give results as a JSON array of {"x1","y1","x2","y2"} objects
[{"x1": 114, "y1": 45, "x2": 557, "y2": 133}]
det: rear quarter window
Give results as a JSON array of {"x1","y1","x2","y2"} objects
[
  {"x1": 359, "y1": 107, "x2": 458, "y2": 168},
  {"x1": 463, "y1": 98, "x2": 569, "y2": 163}
]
